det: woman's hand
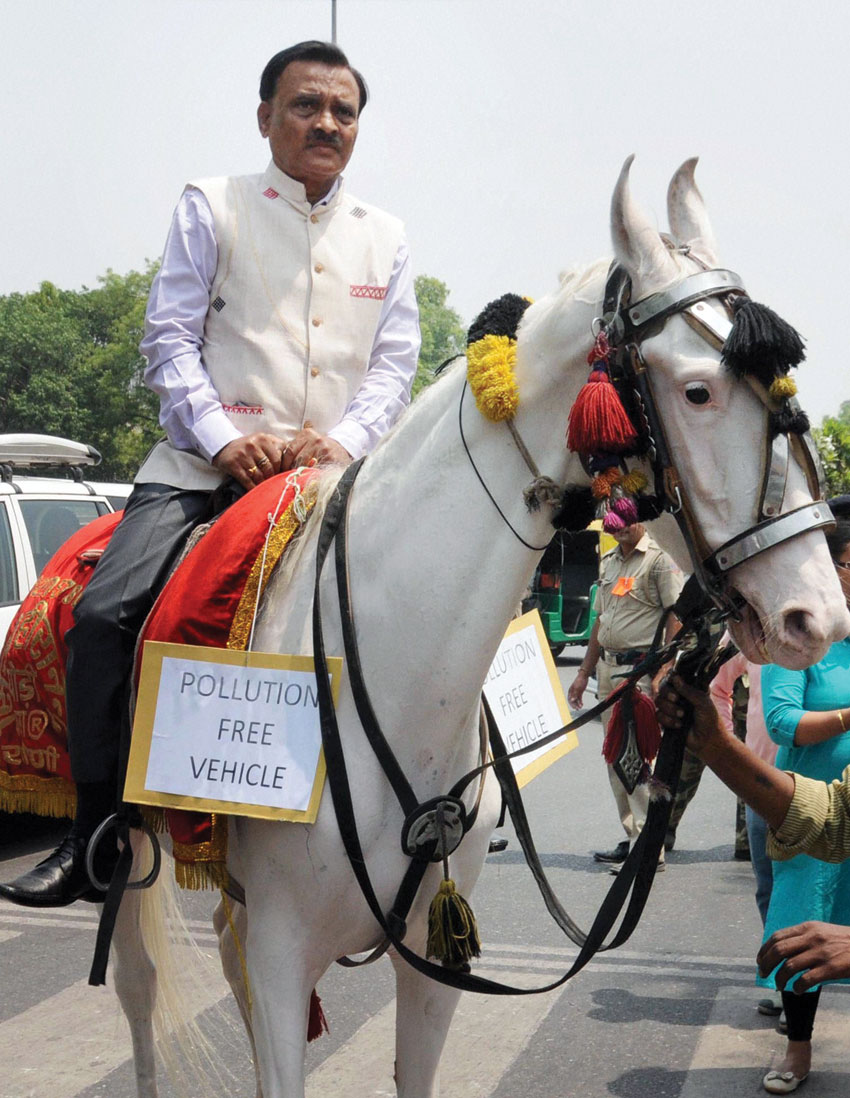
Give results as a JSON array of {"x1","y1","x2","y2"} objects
[{"x1": 758, "y1": 921, "x2": 850, "y2": 990}]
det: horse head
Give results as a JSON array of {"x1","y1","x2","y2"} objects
[{"x1": 610, "y1": 156, "x2": 849, "y2": 669}]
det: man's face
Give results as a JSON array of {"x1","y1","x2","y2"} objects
[
  {"x1": 257, "y1": 60, "x2": 360, "y2": 203},
  {"x1": 612, "y1": 523, "x2": 645, "y2": 552}
]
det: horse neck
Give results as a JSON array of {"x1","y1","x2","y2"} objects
[{"x1": 345, "y1": 287, "x2": 596, "y2": 755}]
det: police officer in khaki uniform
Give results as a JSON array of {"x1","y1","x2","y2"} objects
[{"x1": 567, "y1": 522, "x2": 683, "y2": 868}]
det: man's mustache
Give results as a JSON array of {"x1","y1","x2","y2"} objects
[{"x1": 307, "y1": 132, "x2": 343, "y2": 150}]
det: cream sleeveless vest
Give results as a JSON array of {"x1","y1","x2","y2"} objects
[{"x1": 137, "y1": 161, "x2": 403, "y2": 489}]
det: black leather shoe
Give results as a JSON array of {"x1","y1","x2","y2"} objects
[
  {"x1": 0, "y1": 835, "x2": 96, "y2": 908},
  {"x1": 488, "y1": 834, "x2": 509, "y2": 853},
  {"x1": 593, "y1": 840, "x2": 630, "y2": 864}
]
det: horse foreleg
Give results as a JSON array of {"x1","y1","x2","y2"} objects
[
  {"x1": 214, "y1": 896, "x2": 264, "y2": 1098},
  {"x1": 112, "y1": 886, "x2": 159, "y2": 1098},
  {"x1": 243, "y1": 909, "x2": 322, "y2": 1098},
  {"x1": 391, "y1": 945, "x2": 462, "y2": 1098}
]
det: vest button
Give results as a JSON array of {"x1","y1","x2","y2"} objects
[
  {"x1": 310, "y1": 214, "x2": 319, "y2": 224},
  {"x1": 314, "y1": 263, "x2": 324, "y2": 274},
  {"x1": 312, "y1": 316, "x2": 322, "y2": 327},
  {"x1": 311, "y1": 367, "x2": 320, "y2": 378}
]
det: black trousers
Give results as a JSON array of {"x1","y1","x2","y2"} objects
[
  {"x1": 65, "y1": 483, "x2": 213, "y2": 786},
  {"x1": 782, "y1": 986, "x2": 821, "y2": 1042}
]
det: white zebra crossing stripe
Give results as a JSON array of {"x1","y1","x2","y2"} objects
[
  {"x1": 0, "y1": 956, "x2": 231, "y2": 1098},
  {"x1": 306, "y1": 966, "x2": 562, "y2": 1098},
  {"x1": 0, "y1": 929, "x2": 20, "y2": 944},
  {"x1": 678, "y1": 984, "x2": 850, "y2": 1098}
]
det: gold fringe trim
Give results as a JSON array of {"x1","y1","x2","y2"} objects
[
  {"x1": 174, "y1": 859, "x2": 233, "y2": 892},
  {"x1": 0, "y1": 771, "x2": 75, "y2": 818}
]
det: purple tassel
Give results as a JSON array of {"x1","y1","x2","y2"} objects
[
  {"x1": 610, "y1": 497, "x2": 638, "y2": 524},
  {"x1": 603, "y1": 511, "x2": 626, "y2": 533}
]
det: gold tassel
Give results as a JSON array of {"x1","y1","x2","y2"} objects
[{"x1": 426, "y1": 878, "x2": 481, "y2": 967}]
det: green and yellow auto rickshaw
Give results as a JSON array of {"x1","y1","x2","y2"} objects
[{"x1": 522, "y1": 522, "x2": 616, "y2": 657}]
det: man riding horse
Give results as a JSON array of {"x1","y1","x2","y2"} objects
[{"x1": 0, "y1": 39, "x2": 420, "y2": 908}]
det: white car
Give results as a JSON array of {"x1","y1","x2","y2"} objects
[{"x1": 0, "y1": 434, "x2": 132, "y2": 647}]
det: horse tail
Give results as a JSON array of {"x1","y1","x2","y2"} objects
[{"x1": 132, "y1": 837, "x2": 238, "y2": 1095}]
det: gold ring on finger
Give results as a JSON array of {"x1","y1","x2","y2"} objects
[
  {"x1": 258, "y1": 456, "x2": 271, "y2": 467},
  {"x1": 247, "y1": 465, "x2": 259, "y2": 476}
]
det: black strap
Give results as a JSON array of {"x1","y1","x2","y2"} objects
[
  {"x1": 88, "y1": 816, "x2": 134, "y2": 986},
  {"x1": 333, "y1": 467, "x2": 419, "y2": 817},
  {"x1": 312, "y1": 460, "x2": 722, "y2": 995}
]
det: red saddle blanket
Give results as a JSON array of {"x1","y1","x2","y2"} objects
[
  {"x1": 0, "y1": 471, "x2": 320, "y2": 880},
  {"x1": 0, "y1": 511, "x2": 123, "y2": 817}
]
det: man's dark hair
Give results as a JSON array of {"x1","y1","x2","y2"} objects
[
  {"x1": 826, "y1": 519, "x2": 850, "y2": 559},
  {"x1": 260, "y1": 41, "x2": 368, "y2": 113}
]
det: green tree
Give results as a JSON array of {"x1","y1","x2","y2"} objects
[
  {"x1": 412, "y1": 275, "x2": 466, "y2": 398},
  {"x1": 813, "y1": 415, "x2": 850, "y2": 496},
  {"x1": 0, "y1": 265, "x2": 161, "y2": 480}
]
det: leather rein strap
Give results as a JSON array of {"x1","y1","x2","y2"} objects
[{"x1": 312, "y1": 462, "x2": 724, "y2": 994}]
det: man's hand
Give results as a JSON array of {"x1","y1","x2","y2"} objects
[
  {"x1": 567, "y1": 669, "x2": 590, "y2": 711},
  {"x1": 655, "y1": 673, "x2": 725, "y2": 756},
  {"x1": 758, "y1": 922, "x2": 850, "y2": 991},
  {"x1": 282, "y1": 427, "x2": 351, "y2": 471},
  {"x1": 212, "y1": 433, "x2": 286, "y2": 491}
]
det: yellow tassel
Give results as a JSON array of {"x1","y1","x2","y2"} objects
[
  {"x1": 621, "y1": 469, "x2": 649, "y2": 495},
  {"x1": 466, "y1": 335, "x2": 520, "y2": 421},
  {"x1": 426, "y1": 878, "x2": 481, "y2": 966},
  {"x1": 769, "y1": 375, "x2": 797, "y2": 401}
]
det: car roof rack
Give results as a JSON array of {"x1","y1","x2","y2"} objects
[{"x1": 0, "y1": 434, "x2": 102, "y2": 494}]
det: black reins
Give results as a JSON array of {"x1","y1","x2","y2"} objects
[{"x1": 312, "y1": 458, "x2": 733, "y2": 995}]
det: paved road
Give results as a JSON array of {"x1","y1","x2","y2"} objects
[{"x1": 2, "y1": 653, "x2": 848, "y2": 1098}]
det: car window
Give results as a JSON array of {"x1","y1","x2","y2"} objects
[
  {"x1": 18, "y1": 499, "x2": 105, "y2": 577},
  {"x1": 0, "y1": 505, "x2": 19, "y2": 606}
]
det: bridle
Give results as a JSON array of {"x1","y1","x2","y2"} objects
[{"x1": 595, "y1": 258, "x2": 833, "y2": 616}]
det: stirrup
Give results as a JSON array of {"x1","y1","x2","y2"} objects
[{"x1": 85, "y1": 813, "x2": 161, "y2": 893}]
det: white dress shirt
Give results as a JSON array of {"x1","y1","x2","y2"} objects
[{"x1": 140, "y1": 180, "x2": 420, "y2": 463}]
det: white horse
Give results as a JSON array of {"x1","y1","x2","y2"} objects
[{"x1": 109, "y1": 158, "x2": 850, "y2": 1098}]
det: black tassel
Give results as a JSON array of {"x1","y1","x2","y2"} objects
[
  {"x1": 722, "y1": 297, "x2": 805, "y2": 386},
  {"x1": 551, "y1": 486, "x2": 597, "y2": 530},
  {"x1": 635, "y1": 494, "x2": 665, "y2": 521},
  {"x1": 771, "y1": 407, "x2": 811, "y2": 436},
  {"x1": 467, "y1": 293, "x2": 532, "y2": 344}
]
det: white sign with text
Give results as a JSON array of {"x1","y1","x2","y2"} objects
[
  {"x1": 482, "y1": 611, "x2": 577, "y2": 786},
  {"x1": 125, "y1": 643, "x2": 342, "y2": 821}
]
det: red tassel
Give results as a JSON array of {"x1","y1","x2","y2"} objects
[
  {"x1": 567, "y1": 369, "x2": 637, "y2": 453},
  {"x1": 602, "y1": 688, "x2": 662, "y2": 768},
  {"x1": 308, "y1": 989, "x2": 329, "y2": 1041}
]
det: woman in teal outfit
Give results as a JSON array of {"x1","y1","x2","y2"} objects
[{"x1": 758, "y1": 519, "x2": 850, "y2": 1094}]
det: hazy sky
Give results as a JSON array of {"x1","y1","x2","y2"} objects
[{"x1": 2, "y1": 0, "x2": 848, "y2": 423}]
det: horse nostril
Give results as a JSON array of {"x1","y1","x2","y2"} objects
[{"x1": 782, "y1": 608, "x2": 816, "y2": 645}]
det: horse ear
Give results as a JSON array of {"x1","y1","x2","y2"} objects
[
  {"x1": 666, "y1": 157, "x2": 718, "y2": 266},
  {"x1": 611, "y1": 155, "x2": 679, "y2": 287}
]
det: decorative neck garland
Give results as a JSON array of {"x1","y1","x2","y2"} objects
[{"x1": 465, "y1": 283, "x2": 810, "y2": 538}]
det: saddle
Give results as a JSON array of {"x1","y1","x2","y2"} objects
[{"x1": 0, "y1": 469, "x2": 321, "y2": 888}]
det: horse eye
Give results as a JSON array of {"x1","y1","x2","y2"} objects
[{"x1": 685, "y1": 385, "x2": 711, "y2": 406}]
